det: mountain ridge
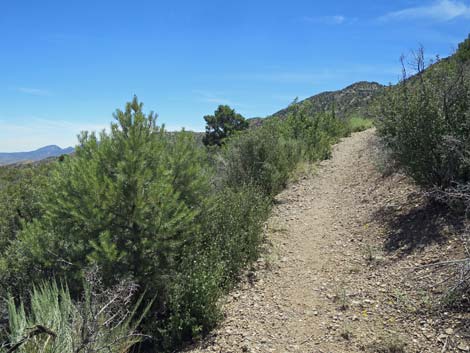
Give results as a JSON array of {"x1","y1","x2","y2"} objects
[
  {"x1": 272, "y1": 81, "x2": 384, "y2": 119},
  {"x1": 0, "y1": 145, "x2": 74, "y2": 166}
]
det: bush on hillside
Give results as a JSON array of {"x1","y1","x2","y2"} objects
[
  {"x1": 0, "y1": 165, "x2": 52, "y2": 298},
  {"x1": 0, "y1": 164, "x2": 50, "y2": 255},
  {"x1": 283, "y1": 102, "x2": 347, "y2": 161},
  {"x1": 222, "y1": 121, "x2": 301, "y2": 197},
  {"x1": 347, "y1": 116, "x2": 374, "y2": 133},
  {"x1": 157, "y1": 186, "x2": 270, "y2": 349},
  {"x1": 200, "y1": 186, "x2": 270, "y2": 283},
  {"x1": 377, "y1": 46, "x2": 470, "y2": 189}
]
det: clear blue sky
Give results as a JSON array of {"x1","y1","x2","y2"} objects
[{"x1": 1, "y1": 0, "x2": 468, "y2": 151}]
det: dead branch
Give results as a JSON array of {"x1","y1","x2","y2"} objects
[{"x1": 6, "y1": 325, "x2": 57, "y2": 353}]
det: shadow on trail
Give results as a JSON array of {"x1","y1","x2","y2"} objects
[{"x1": 373, "y1": 199, "x2": 465, "y2": 258}]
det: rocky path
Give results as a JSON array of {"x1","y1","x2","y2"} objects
[{"x1": 186, "y1": 129, "x2": 465, "y2": 353}]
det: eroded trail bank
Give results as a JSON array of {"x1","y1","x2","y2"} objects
[{"x1": 186, "y1": 129, "x2": 467, "y2": 353}]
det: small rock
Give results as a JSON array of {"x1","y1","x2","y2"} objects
[
  {"x1": 437, "y1": 334, "x2": 448, "y2": 342},
  {"x1": 458, "y1": 343, "x2": 470, "y2": 352},
  {"x1": 445, "y1": 328, "x2": 454, "y2": 335}
]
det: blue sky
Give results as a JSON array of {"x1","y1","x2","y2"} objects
[{"x1": 0, "y1": 0, "x2": 469, "y2": 151}]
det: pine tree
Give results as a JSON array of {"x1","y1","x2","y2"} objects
[
  {"x1": 202, "y1": 105, "x2": 248, "y2": 146},
  {"x1": 12, "y1": 97, "x2": 211, "y2": 292}
]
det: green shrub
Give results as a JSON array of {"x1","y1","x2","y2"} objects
[
  {"x1": 283, "y1": 103, "x2": 347, "y2": 161},
  {"x1": 347, "y1": 116, "x2": 374, "y2": 133},
  {"x1": 304, "y1": 112, "x2": 347, "y2": 160},
  {"x1": 0, "y1": 164, "x2": 50, "y2": 255},
  {"x1": 156, "y1": 185, "x2": 269, "y2": 348},
  {"x1": 377, "y1": 48, "x2": 470, "y2": 188},
  {"x1": 156, "y1": 252, "x2": 224, "y2": 349},
  {"x1": 202, "y1": 186, "x2": 270, "y2": 282},
  {"x1": 0, "y1": 164, "x2": 53, "y2": 300},
  {"x1": 222, "y1": 121, "x2": 301, "y2": 197}
]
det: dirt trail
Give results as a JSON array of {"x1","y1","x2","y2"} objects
[{"x1": 186, "y1": 129, "x2": 463, "y2": 353}]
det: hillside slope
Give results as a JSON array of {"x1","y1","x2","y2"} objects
[{"x1": 273, "y1": 81, "x2": 383, "y2": 119}]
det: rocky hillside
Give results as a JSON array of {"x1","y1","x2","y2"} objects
[{"x1": 275, "y1": 81, "x2": 383, "y2": 119}]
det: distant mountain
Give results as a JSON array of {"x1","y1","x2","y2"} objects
[
  {"x1": 0, "y1": 145, "x2": 74, "y2": 166},
  {"x1": 274, "y1": 81, "x2": 384, "y2": 119}
]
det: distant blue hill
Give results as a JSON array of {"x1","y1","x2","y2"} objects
[{"x1": 0, "y1": 145, "x2": 74, "y2": 166}]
